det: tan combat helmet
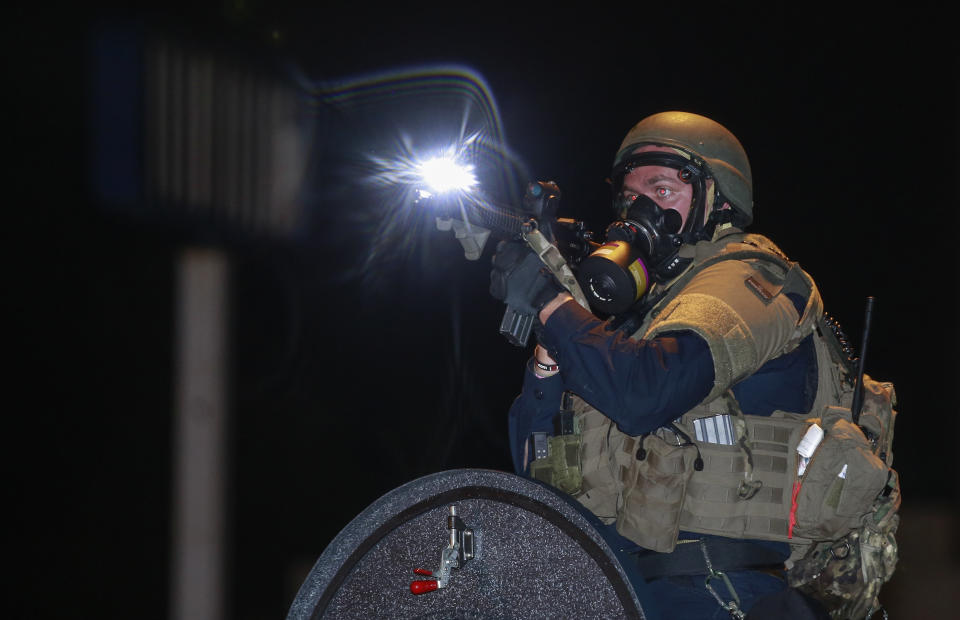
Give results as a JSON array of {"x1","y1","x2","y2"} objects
[{"x1": 613, "y1": 111, "x2": 754, "y2": 226}]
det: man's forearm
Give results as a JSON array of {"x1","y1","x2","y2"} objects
[{"x1": 536, "y1": 300, "x2": 714, "y2": 435}]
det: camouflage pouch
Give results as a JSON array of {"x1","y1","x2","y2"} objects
[
  {"x1": 788, "y1": 470, "x2": 900, "y2": 619},
  {"x1": 856, "y1": 376, "x2": 898, "y2": 467},
  {"x1": 788, "y1": 376, "x2": 900, "y2": 619},
  {"x1": 530, "y1": 434, "x2": 583, "y2": 495}
]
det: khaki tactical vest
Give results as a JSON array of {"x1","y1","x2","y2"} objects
[{"x1": 567, "y1": 226, "x2": 897, "y2": 557}]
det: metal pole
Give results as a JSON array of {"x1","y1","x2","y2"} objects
[{"x1": 170, "y1": 248, "x2": 229, "y2": 620}]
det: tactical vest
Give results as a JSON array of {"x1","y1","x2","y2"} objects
[{"x1": 569, "y1": 226, "x2": 897, "y2": 557}]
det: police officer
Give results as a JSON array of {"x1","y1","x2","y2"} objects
[{"x1": 491, "y1": 111, "x2": 840, "y2": 618}]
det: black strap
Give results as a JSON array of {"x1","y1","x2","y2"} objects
[{"x1": 630, "y1": 538, "x2": 786, "y2": 580}]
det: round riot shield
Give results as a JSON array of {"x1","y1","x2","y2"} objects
[{"x1": 287, "y1": 468, "x2": 648, "y2": 619}]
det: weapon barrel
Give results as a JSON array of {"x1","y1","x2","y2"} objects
[
  {"x1": 465, "y1": 202, "x2": 529, "y2": 237},
  {"x1": 433, "y1": 197, "x2": 528, "y2": 239}
]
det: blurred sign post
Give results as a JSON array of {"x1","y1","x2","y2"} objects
[
  {"x1": 92, "y1": 26, "x2": 309, "y2": 620},
  {"x1": 171, "y1": 249, "x2": 229, "y2": 620}
]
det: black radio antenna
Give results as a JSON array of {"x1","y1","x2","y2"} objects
[{"x1": 851, "y1": 296, "x2": 876, "y2": 424}]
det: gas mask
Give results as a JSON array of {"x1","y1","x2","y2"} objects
[
  {"x1": 576, "y1": 193, "x2": 689, "y2": 315},
  {"x1": 576, "y1": 151, "x2": 719, "y2": 315}
]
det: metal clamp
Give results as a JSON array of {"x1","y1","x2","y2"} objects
[{"x1": 410, "y1": 505, "x2": 475, "y2": 594}]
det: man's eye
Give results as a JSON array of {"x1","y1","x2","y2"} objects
[{"x1": 656, "y1": 187, "x2": 672, "y2": 198}]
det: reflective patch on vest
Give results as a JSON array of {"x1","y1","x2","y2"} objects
[{"x1": 693, "y1": 414, "x2": 736, "y2": 445}]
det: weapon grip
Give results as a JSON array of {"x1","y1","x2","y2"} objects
[{"x1": 499, "y1": 305, "x2": 535, "y2": 347}]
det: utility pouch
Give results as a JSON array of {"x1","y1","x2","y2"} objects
[
  {"x1": 572, "y1": 399, "x2": 627, "y2": 522},
  {"x1": 530, "y1": 434, "x2": 583, "y2": 495},
  {"x1": 855, "y1": 375, "x2": 898, "y2": 466},
  {"x1": 793, "y1": 408, "x2": 889, "y2": 540},
  {"x1": 616, "y1": 431, "x2": 699, "y2": 553},
  {"x1": 788, "y1": 374, "x2": 901, "y2": 619},
  {"x1": 530, "y1": 393, "x2": 584, "y2": 496}
]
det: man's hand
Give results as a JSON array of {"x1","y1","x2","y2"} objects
[{"x1": 490, "y1": 240, "x2": 566, "y2": 318}]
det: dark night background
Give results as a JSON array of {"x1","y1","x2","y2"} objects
[{"x1": 8, "y1": 3, "x2": 958, "y2": 619}]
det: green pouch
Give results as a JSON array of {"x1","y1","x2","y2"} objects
[
  {"x1": 794, "y1": 408, "x2": 889, "y2": 540},
  {"x1": 530, "y1": 434, "x2": 583, "y2": 495},
  {"x1": 789, "y1": 470, "x2": 900, "y2": 619}
]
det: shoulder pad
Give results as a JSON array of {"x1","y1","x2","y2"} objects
[{"x1": 645, "y1": 255, "x2": 822, "y2": 402}]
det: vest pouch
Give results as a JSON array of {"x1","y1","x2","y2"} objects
[
  {"x1": 856, "y1": 375, "x2": 898, "y2": 466},
  {"x1": 573, "y1": 407, "x2": 626, "y2": 522},
  {"x1": 794, "y1": 409, "x2": 889, "y2": 540},
  {"x1": 530, "y1": 435, "x2": 583, "y2": 495},
  {"x1": 616, "y1": 432, "x2": 698, "y2": 553},
  {"x1": 789, "y1": 469, "x2": 901, "y2": 618}
]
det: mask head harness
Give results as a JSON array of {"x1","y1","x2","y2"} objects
[{"x1": 575, "y1": 145, "x2": 744, "y2": 317}]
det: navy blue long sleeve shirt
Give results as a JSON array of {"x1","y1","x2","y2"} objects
[
  {"x1": 508, "y1": 297, "x2": 817, "y2": 474},
  {"x1": 508, "y1": 300, "x2": 714, "y2": 472}
]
